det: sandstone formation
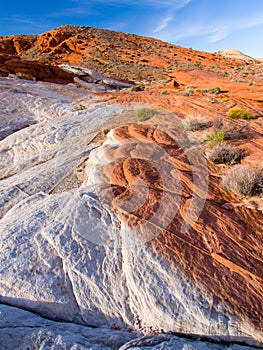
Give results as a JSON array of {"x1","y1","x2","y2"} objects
[
  {"x1": 120, "y1": 334, "x2": 259, "y2": 350},
  {"x1": 219, "y1": 49, "x2": 256, "y2": 62},
  {"x1": 0, "y1": 53, "x2": 75, "y2": 84},
  {"x1": 0, "y1": 304, "x2": 136, "y2": 349},
  {"x1": 0, "y1": 25, "x2": 263, "y2": 349},
  {"x1": 1, "y1": 304, "x2": 258, "y2": 349}
]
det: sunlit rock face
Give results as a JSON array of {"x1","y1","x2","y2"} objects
[
  {"x1": 0, "y1": 79, "x2": 262, "y2": 348},
  {"x1": 83, "y1": 120, "x2": 263, "y2": 345}
]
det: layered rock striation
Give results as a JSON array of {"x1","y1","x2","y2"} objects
[{"x1": 0, "y1": 77, "x2": 262, "y2": 348}]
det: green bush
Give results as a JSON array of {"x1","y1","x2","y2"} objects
[
  {"x1": 202, "y1": 87, "x2": 221, "y2": 94},
  {"x1": 226, "y1": 107, "x2": 256, "y2": 119},
  {"x1": 209, "y1": 144, "x2": 243, "y2": 165},
  {"x1": 206, "y1": 129, "x2": 225, "y2": 148},
  {"x1": 131, "y1": 85, "x2": 145, "y2": 92},
  {"x1": 222, "y1": 165, "x2": 263, "y2": 196},
  {"x1": 136, "y1": 108, "x2": 157, "y2": 122}
]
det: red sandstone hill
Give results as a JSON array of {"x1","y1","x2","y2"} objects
[
  {"x1": 0, "y1": 25, "x2": 262, "y2": 107},
  {"x1": 0, "y1": 25, "x2": 262, "y2": 83}
]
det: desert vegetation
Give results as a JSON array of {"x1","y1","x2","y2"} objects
[
  {"x1": 183, "y1": 85, "x2": 195, "y2": 96},
  {"x1": 206, "y1": 129, "x2": 225, "y2": 148},
  {"x1": 209, "y1": 144, "x2": 243, "y2": 165},
  {"x1": 181, "y1": 115, "x2": 211, "y2": 131},
  {"x1": 222, "y1": 165, "x2": 263, "y2": 196},
  {"x1": 226, "y1": 107, "x2": 256, "y2": 119},
  {"x1": 136, "y1": 108, "x2": 157, "y2": 121},
  {"x1": 201, "y1": 86, "x2": 221, "y2": 94},
  {"x1": 131, "y1": 84, "x2": 145, "y2": 92},
  {"x1": 213, "y1": 118, "x2": 250, "y2": 140},
  {"x1": 76, "y1": 104, "x2": 87, "y2": 111}
]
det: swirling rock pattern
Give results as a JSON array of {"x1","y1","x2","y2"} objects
[
  {"x1": 0, "y1": 79, "x2": 262, "y2": 348},
  {"x1": 83, "y1": 118, "x2": 263, "y2": 345}
]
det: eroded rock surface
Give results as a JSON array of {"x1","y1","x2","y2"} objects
[
  {"x1": 83, "y1": 119, "x2": 263, "y2": 345},
  {"x1": 0, "y1": 53, "x2": 75, "y2": 83},
  {"x1": 120, "y1": 334, "x2": 258, "y2": 350},
  {"x1": 0, "y1": 79, "x2": 262, "y2": 348},
  {"x1": 0, "y1": 304, "x2": 136, "y2": 349}
]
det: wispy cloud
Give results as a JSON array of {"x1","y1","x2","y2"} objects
[
  {"x1": 208, "y1": 16, "x2": 263, "y2": 43},
  {"x1": 0, "y1": 16, "x2": 45, "y2": 29},
  {"x1": 153, "y1": 14, "x2": 174, "y2": 33},
  {"x1": 152, "y1": 0, "x2": 192, "y2": 33},
  {"x1": 208, "y1": 27, "x2": 230, "y2": 43},
  {"x1": 151, "y1": 10, "x2": 263, "y2": 47}
]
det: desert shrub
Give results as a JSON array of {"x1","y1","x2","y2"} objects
[
  {"x1": 206, "y1": 129, "x2": 225, "y2": 148},
  {"x1": 226, "y1": 107, "x2": 256, "y2": 119},
  {"x1": 222, "y1": 165, "x2": 263, "y2": 196},
  {"x1": 76, "y1": 104, "x2": 86, "y2": 111},
  {"x1": 223, "y1": 124, "x2": 250, "y2": 140},
  {"x1": 213, "y1": 117, "x2": 223, "y2": 129},
  {"x1": 181, "y1": 115, "x2": 211, "y2": 131},
  {"x1": 101, "y1": 128, "x2": 111, "y2": 137},
  {"x1": 213, "y1": 118, "x2": 250, "y2": 140},
  {"x1": 131, "y1": 85, "x2": 145, "y2": 92},
  {"x1": 209, "y1": 144, "x2": 243, "y2": 165},
  {"x1": 183, "y1": 86, "x2": 195, "y2": 96},
  {"x1": 221, "y1": 97, "x2": 229, "y2": 102},
  {"x1": 202, "y1": 87, "x2": 221, "y2": 94},
  {"x1": 136, "y1": 108, "x2": 157, "y2": 121}
]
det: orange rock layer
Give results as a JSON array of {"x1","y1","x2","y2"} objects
[{"x1": 99, "y1": 122, "x2": 263, "y2": 331}]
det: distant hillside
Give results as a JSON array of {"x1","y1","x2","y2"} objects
[
  {"x1": 0, "y1": 25, "x2": 248, "y2": 83},
  {"x1": 218, "y1": 49, "x2": 258, "y2": 62}
]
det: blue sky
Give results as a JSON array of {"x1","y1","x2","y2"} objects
[{"x1": 1, "y1": 0, "x2": 263, "y2": 57}]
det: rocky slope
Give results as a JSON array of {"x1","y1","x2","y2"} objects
[
  {"x1": 0, "y1": 26, "x2": 263, "y2": 349},
  {"x1": 1, "y1": 25, "x2": 263, "y2": 84}
]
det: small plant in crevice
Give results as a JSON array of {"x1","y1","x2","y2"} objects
[
  {"x1": 222, "y1": 165, "x2": 263, "y2": 196},
  {"x1": 131, "y1": 85, "x2": 145, "y2": 92},
  {"x1": 209, "y1": 144, "x2": 244, "y2": 165},
  {"x1": 101, "y1": 128, "x2": 111, "y2": 137},
  {"x1": 76, "y1": 104, "x2": 87, "y2": 111},
  {"x1": 206, "y1": 129, "x2": 225, "y2": 148},
  {"x1": 136, "y1": 108, "x2": 157, "y2": 122}
]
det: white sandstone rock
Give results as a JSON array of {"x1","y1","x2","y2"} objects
[{"x1": 0, "y1": 304, "x2": 136, "y2": 349}]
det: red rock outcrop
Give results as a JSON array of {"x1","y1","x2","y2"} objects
[
  {"x1": 97, "y1": 120, "x2": 263, "y2": 332},
  {"x1": 0, "y1": 54, "x2": 75, "y2": 83}
]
